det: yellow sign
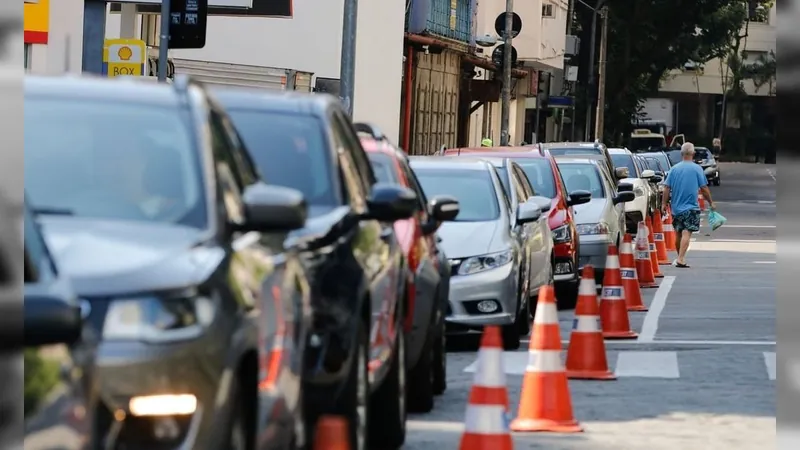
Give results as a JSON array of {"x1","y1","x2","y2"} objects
[
  {"x1": 24, "y1": 0, "x2": 49, "y2": 44},
  {"x1": 103, "y1": 39, "x2": 146, "y2": 78}
]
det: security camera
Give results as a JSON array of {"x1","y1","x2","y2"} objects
[{"x1": 475, "y1": 34, "x2": 498, "y2": 47}]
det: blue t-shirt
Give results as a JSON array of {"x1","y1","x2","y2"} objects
[{"x1": 664, "y1": 161, "x2": 707, "y2": 215}]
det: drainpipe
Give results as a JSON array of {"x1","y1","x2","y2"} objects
[{"x1": 402, "y1": 46, "x2": 415, "y2": 151}]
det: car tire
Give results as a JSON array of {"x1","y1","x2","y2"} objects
[
  {"x1": 502, "y1": 278, "x2": 524, "y2": 350},
  {"x1": 368, "y1": 305, "x2": 407, "y2": 448},
  {"x1": 714, "y1": 176, "x2": 721, "y2": 186},
  {"x1": 406, "y1": 337, "x2": 435, "y2": 413},
  {"x1": 517, "y1": 273, "x2": 531, "y2": 336},
  {"x1": 432, "y1": 285, "x2": 447, "y2": 396},
  {"x1": 556, "y1": 281, "x2": 579, "y2": 310},
  {"x1": 305, "y1": 323, "x2": 370, "y2": 450},
  {"x1": 226, "y1": 381, "x2": 248, "y2": 450}
]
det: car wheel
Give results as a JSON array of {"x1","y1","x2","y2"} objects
[
  {"x1": 502, "y1": 276, "x2": 524, "y2": 350},
  {"x1": 714, "y1": 176, "x2": 721, "y2": 186},
  {"x1": 226, "y1": 382, "x2": 248, "y2": 450},
  {"x1": 432, "y1": 327, "x2": 447, "y2": 395},
  {"x1": 368, "y1": 306, "x2": 407, "y2": 448},
  {"x1": 517, "y1": 273, "x2": 531, "y2": 336},
  {"x1": 406, "y1": 336, "x2": 435, "y2": 413}
]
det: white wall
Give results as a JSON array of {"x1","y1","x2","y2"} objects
[
  {"x1": 26, "y1": 0, "x2": 84, "y2": 75},
  {"x1": 104, "y1": 0, "x2": 405, "y2": 143}
]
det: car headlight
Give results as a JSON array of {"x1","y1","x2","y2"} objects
[
  {"x1": 576, "y1": 222, "x2": 609, "y2": 236},
  {"x1": 633, "y1": 187, "x2": 645, "y2": 197},
  {"x1": 102, "y1": 292, "x2": 217, "y2": 343},
  {"x1": 458, "y1": 250, "x2": 513, "y2": 276},
  {"x1": 552, "y1": 224, "x2": 571, "y2": 244}
]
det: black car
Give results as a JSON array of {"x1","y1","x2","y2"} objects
[
  {"x1": 23, "y1": 195, "x2": 98, "y2": 450},
  {"x1": 214, "y1": 88, "x2": 418, "y2": 449},
  {"x1": 693, "y1": 147, "x2": 721, "y2": 186},
  {"x1": 24, "y1": 74, "x2": 311, "y2": 450}
]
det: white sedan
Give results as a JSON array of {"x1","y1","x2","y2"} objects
[{"x1": 608, "y1": 148, "x2": 657, "y2": 233}]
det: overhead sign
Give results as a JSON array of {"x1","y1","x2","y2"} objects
[
  {"x1": 24, "y1": 0, "x2": 49, "y2": 44},
  {"x1": 115, "y1": 0, "x2": 251, "y2": 6},
  {"x1": 104, "y1": 39, "x2": 146, "y2": 77},
  {"x1": 111, "y1": 0, "x2": 291, "y2": 17}
]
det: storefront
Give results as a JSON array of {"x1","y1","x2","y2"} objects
[{"x1": 24, "y1": 0, "x2": 49, "y2": 72}]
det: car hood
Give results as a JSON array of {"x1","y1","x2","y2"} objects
[
  {"x1": 38, "y1": 216, "x2": 223, "y2": 297},
  {"x1": 436, "y1": 221, "x2": 503, "y2": 259},
  {"x1": 571, "y1": 198, "x2": 608, "y2": 225}
]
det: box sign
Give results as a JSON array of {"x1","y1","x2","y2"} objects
[
  {"x1": 24, "y1": 0, "x2": 48, "y2": 44},
  {"x1": 103, "y1": 39, "x2": 146, "y2": 77}
]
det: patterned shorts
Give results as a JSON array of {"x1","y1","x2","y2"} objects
[{"x1": 673, "y1": 209, "x2": 701, "y2": 233}]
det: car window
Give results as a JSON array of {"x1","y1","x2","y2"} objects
[
  {"x1": 512, "y1": 164, "x2": 535, "y2": 198},
  {"x1": 694, "y1": 148, "x2": 711, "y2": 160},
  {"x1": 493, "y1": 166, "x2": 513, "y2": 200},
  {"x1": 24, "y1": 97, "x2": 208, "y2": 229},
  {"x1": 610, "y1": 154, "x2": 638, "y2": 178},
  {"x1": 547, "y1": 147, "x2": 604, "y2": 157},
  {"x1": 510, "y1": 168, "x2": 527, "y2": 206},
  {"x1": 216, "y1": 108, "x2": 260, "y2": 186},
  {"x1": 413, "y1": 167, "x2": 500, "y2": 222},
  {"x1": 666, "y1": 150, "x2": 682, "y2": 165},
  {"x1": 399, "y1": 159, "x2": 430, "y2": 222},
  {"x1": 557, "y1": 163, "x2": 606, "y2": 198},
  {"x1": 367, "y1": 153, "x2": 399, "y2": 184},
  {"x1": 334, "y1": 113, "x2": 376, "y2": 191},
  {"x1": 646, "y1": 158, "x2": 665, "y2": 172},
  {"x1": 510, "y1": 158, "x2": 556, "y2": 198},
  {"x1": 225, "y1": 108, "x2": 338, "y2": 210},
  {"x1": 23, "y1": 205, "x2": 55, "y2": 283}
]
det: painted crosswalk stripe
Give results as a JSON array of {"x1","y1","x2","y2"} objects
[
  {"x1": 614, "y1": 351, "x2": 680, "y2": 378},
  {"x1": 764, "y1": 351, "x2": 776, "y2": 380}
]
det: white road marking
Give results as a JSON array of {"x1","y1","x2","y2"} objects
[
  {"x1": 753, "y1": 261, "x2": 776, "y2": 264},
  {"x1": 615, "y1": 351, "x2": 680, "y2": 378},
  {"x1": 517, "y1": 339, "x2": 777, "y2": 346},
  {"x1": 638, "y1": 276, "x2": 675, "y2": 343},
  {"x1": 407, "y1": 420, "x2": 464, "y2": 432},
  {"x1": 720, "y1": 225, "x2": 776, "y2": 228},
  {"x1": 766, "y1": 168, "x2": 776, "y2": 181},
  {"x1": 711, "y1": 238, "x2": 776, "y2": 243},
  {"x1": 764, "y1": 352, "x2": 776, "y2": 380}
]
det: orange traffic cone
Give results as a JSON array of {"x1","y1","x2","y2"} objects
[
  {"x1": 459, "y1": 326, "x2": 513, "y2": 450},
  {"x1": 511, "y1": 285, "x2": 582, "y2": 433},
  {"x1": 313, "y1": 416, "x2": 351, "y2": 450},
  {"x1": 645, "y1": 216, "x2": 664, "y2": 278},
  {"x1": 663, "y1": 210, "x2": 677, "y2": 252},
  {"x1": 652, "y1": 210, "x2": 671, "y2": 265},
  {"x1": 635, "y1": 221, "x2": 658, "y2": 288},
  {"x1": 566, "y1": 266, "x2": 616, "y2": 380},
  {"x1": 619, "y1": 234, "x2": 647, "y2": 312},
  {"x1": 599, "y1": 244, "x2": 638, "y2": 340}
]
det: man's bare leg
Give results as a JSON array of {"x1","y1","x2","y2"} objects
[
  {"x1": 677, "y1": 230, "x2": 692, "y2": 265},
  {"x1": 674, "y1": 229, "x2": 682, "y2": 260}
]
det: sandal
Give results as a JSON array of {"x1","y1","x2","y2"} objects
[{"x1": 674, "y1": 262, "x2": 690, "y2": 268}]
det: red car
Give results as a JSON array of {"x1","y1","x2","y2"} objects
[
  {"x1": 442, "y1": 146, "x2": 587, "y2": 306},
  {"x1": 358, "y1": 124, "x2": 460, "y2": 411}
]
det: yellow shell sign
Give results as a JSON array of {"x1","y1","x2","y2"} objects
[{"x1": 103, "y1": 39, "x2": 146, "y2": 78}]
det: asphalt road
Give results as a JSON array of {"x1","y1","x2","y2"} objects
[{"x1": 405, "y1": 162, "x2": 776, "y2": 450}]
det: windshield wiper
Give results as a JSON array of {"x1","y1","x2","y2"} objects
[{"x1": 32, "y1": 207, "x2": 74, "y2": 216}]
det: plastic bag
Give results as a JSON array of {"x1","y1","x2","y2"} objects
[{"x1": 708, "y1": 210, "x2": 727, "y2": 231}]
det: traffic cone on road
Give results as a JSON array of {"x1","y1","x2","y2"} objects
[
  {"x1": 599, "y1": 245, "x2": 638, "y2": 340},
  {"x1": 663, "y1": 210, "x2": 677, "y2": 252},
  {"x1": 645, "y1": 216, "x2": 664, "y2": 278},
  {"x1": 313, "y1": 416, "x2": 351, "y2": 450},
  {"x1": 511, "y1": 285, "x2": 582, "y2": 433},
  {"x1": 459, "y1": 326, "x2": 513, "y2": 450},
  {"x1": 566, "y1": 266, "x2": 616, "y2": 380},
  {"x1": 652, "y1": 210, "x2": 671, "y2": 265},
  {"x1": 635, "y1": 221, "x2": 658, "y2": 289},
  {"x1": 620, "y1": 234, "x2": 647, "y2": 311}
]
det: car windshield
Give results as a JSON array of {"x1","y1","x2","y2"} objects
[
  {"x1": 629, "y1": 137, "x2": 667, "y2": 152},
  {"x1": 24, "y1": 97, "x2": 207, "y2": 228},
  {"x1": 557, "y1": 163, "x2": 605, "y2": 198},
  {"x1": 412, "y1": 168, "x2": 500, "y2": 222},
  {"x1": 694, "y1": 148, "x2": 711, "y2": 160},
  {"x1": 511, "y1": 159, "x2": 556, "y2": 198},
  {"x1": 641, "y1": 152, "x2": 670, "y2": 170},
  {"x1": 367, "y1": 153, "x2": 399, "y2": 184},
  {"x1": 610, "y1": 154, "x2": 637, "y2": 178},
  {"x1": 645, "y1": 158, "x2": 664, "y2": 172},
  {"x1": 226, "y1": 109, "x2": 337, "y2": 212},
  {"x1": 666, "y1": 150, "x2": 682, "y2": 165},
  {"x1": 547, "y1": 147, "x2": 603, "y2": 157}
]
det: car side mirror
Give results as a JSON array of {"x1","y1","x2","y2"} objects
[
  {"x1": 526, "y1": 195, "x2": 552, "y2": 213},
  {"x1": 365, "y1": 183, "x2": 418, "y2": 222},
  {"x1": 654, "y1": 170, "x2": 665, "y2": 178},
  {"x1": 566, "y1": 190, "x2": 592, "y2": 206},
  {"x1": 516, "y1": 201, "x2": 542, "y2": 224},
  {"x1": 429, "y1": 195, "x2": 460, "y2": 222},
  {"x1": 242, "y1": 183, "x2": 307, "y2": 232},
  {"x1": 651, "y1": 175, "x2": 663, "y2": 183},
  {"x1": 640, "y1": 169, "x2": 655, "y2": 179},
  {"x1": 25, "y1": 294, "x2": 83, "y2": 347},
  {"x1": 614, "y1": 167, "x2": 630, "y2": 179},
  {"x1": 617, "y1": 182, "x2": 634, "y2": 193},
  {"x1": 613, "y1": 191, "x2": 636, "y2": 205}
]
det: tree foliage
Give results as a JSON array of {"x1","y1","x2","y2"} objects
[{"x1": 572, "y1": 0, "x2": 772, "y2": 145}]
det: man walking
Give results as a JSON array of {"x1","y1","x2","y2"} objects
[{"x1": 661, "y1": 142, "x2": 715, "y2": 268}]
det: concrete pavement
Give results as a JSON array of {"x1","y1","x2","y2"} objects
[{"x1": 405, "y1": 162, "x2": 776, "y2": 449}]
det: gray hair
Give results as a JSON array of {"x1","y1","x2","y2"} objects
[{"x1": 680, "y1": 142, "x2": 695, "y2": 157}]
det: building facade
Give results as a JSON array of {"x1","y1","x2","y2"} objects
[{"x1": 24, "y1": 0, "x2": 85, "y2": 75}]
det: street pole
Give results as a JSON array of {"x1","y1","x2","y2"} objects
[
  {"x1": 499, "y1": 0, "x2": 514, "y2": 146},
  {"x1": 559, "y1": 0, "x2": 575, "y2": 141},
  {"x1": 593, "y1": 5, "x2": 608, "y2": 142},
  {"x1": 340, "y1": 0, "x2": 358, "y2": 116},
  {"x1": 584, "y1": 0, "x2": 603, "y2": 141},
  {"x1": 533, "y1": 74, "x2": 541, "y2": 143},
  {"x1": 158, "y1": 0, "x2": 171, "y2": 82}
]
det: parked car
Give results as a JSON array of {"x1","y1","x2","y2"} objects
[
  {"x1": 24, "y1": 196, "x2": 98, "y2": 450},
  {"x1": 608, "y1": 148, "x2": 657, "y2": 233},
  {"x1": 409, "y1": 157, "x2": 546, "y2": 349},
  {"x1": 539, "y1": 142, "x2": 626, "y2": 181},
  {"x1": 693, "y1": 147, "x2": 721, "y2": 185},
  {"x1": 635, "y1": 155, "x2": 666, "y2": 213},
  {"x1": 25, "y1": 74, "x2": 312, "y2": 450},
  {"x1": 638, "y1": 151, "x2": 673, "y2": 177},
  {"x1": 357, "y1": 123, "x2": 459, "y2": 411},
  {"x1": 214, "y1": 88, "x2": 417, "y2": 449},
  {"x1": 552, "y1": 157, "x2": 635, "y2": 284},
  {"x1": 442, "y1": 147, "x2": 588, "y2": 308}
]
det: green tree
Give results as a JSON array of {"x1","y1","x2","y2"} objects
[{"x1": 572, "y1": 0, "x2": 771, "y2": 145}]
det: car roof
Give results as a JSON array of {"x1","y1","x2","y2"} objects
[
  {"x1": 24, "y1": 74, "x2": 183, "y2": 107},
  {"x1": 553, "y1": 153, "x2": 605, "y2": 162},
  {"x1": 448, "y1": 146, "x2": 533, "y2": 154},
  {"x1": 473, "y1": 157, "x2": 508, "y2": 167},
  {"x1": 211, "y1": 85, "x2": 339, "y2": 116},
  {"x1": 360, "y1": 136, "x2": 399, "y2": 157},
  {"x1": 607, "y1": 148, "x2": 632, "y2": 155},
  {"x1": 447, "y1": 149, "x2": 547, "y2": 159},
  {"x1": 553, "y1": 157, "x2": 601, "y2": 165},
  {"x1": 540, "y1": 142, "x2": 603, "y2": 149},
  {"x1": 409, "y1": 156, "x2": 494, "y2": 171}
]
